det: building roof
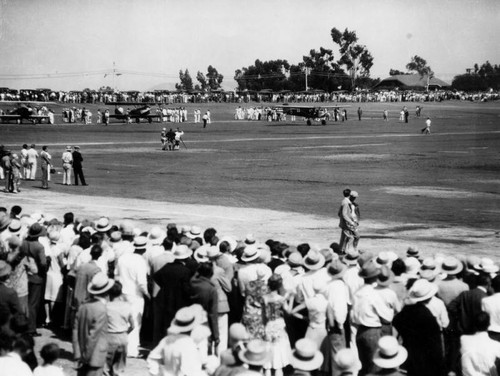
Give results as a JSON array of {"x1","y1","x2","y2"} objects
[{"x1": 375, "y1": 74, "x2": 450, "y2": 89}]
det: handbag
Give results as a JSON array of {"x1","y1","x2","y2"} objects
[{"x1": 50, "y1": 167, "x2": 56, "y2": 174}]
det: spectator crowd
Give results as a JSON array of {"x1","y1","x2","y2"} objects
[{"x1": 0, "y1": 199, "x2": 499, "y2": 376}]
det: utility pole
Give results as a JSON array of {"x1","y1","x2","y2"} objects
[{"x1": 304, "y1": 67, "x2": 311, "y2": 91}]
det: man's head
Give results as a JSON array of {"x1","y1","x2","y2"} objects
[
  {"x1": 343, "y1": 188, "x2": 351, "y2": 198},
  {"x1": 90, "y1": 244, "x2": 103, "y2": 260}
]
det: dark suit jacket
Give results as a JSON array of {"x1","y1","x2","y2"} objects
[
  {"x1": 74, "y1": 261, "x2": 100, "y2": 308},
  {"x1": 0, "y1": 283, "x2": 21, "y2": 323},
  {"x1": 21, "y1": 239, "x2": 46, "y2": 284},
  {"x1": 73, "y1": 298, "x2": 108, "y2": 367},
  {"x1": 190, "y1": 274, "x2": 219, "y2": 340},
  {"x1": 449, "y1": 287, "x2": 488, "y2": 334}
]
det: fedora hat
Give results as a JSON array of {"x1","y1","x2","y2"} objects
[
  {"x1": 359, "y1": 259, "x2": 380, "y2": 279},
  {"x1": 187, "y1": 225, "x2": 201, "y2": 239},
  {"x1": 87, "y1": 272, "x2": 115, "y2": 295},
  {"x1": 373, "y1": 336, "x2": 408, "y2": 369},
  {"x1": 168, "y1": 307, "x2": 200, "y2": 334},
  {"x1": 287, "y1": 252, "x2": 303, "y2": 268},
  {"x1": 239, "y1": 339, "x2": 270, "y2": 366},
  {"x1": 327, "y1": 259, "x2": 347, "y2": 280},
  {"x1": 28, "y1": 222, "x2": 46, "y2": 238},
  {"x1": 332, "y1": 348, "x2": 361, "y2": 374},
  {"x1": 241, "y1": 244, "x2": 261, "y2": 262},
  {"x1": 0, "y1": 212, "x2": 12, "y2": 232},
  {"x1": 343, "y1": 249, "x2": 360, "y2": 266},
  {"x1": 95, "y1": 217, "x2": 111, "y2": 233},
  {"x1": 291, "y1": 338, "x2": 324, "y2": 371},
  {"x1": 408, "y1": 279, "x2": 438, "y2": 303},
  {"x1": 377, "y1": 265, "x2": 394, "y2": 287},
  {"x1": 303, "y1": 250, "x2": 325, "y2": 271},
  {"x1": 0, "y1": 260, "x2": 12, "y2": 278},
  {"x1": 173, "y1": 244, "x2": 193, "y2": 260},
  {"x1": 441, "y1": 256, "x2": 463, "y2": 275}
]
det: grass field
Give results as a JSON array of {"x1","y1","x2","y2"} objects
[
  {"x1": 2, "y1": 99, "x2": 500, "y2": 375},
  {"x1": 1, "y1": 100, "x2": 500, "y2": 255}
]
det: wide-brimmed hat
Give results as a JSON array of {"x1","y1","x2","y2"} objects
[
  {"x1": 168, "y1": 307, "x2": 200, "y2": 334},
  {"x1": 110, "y1": 231, "x2": 122, "y2": 243},
  {"x1": 404, "y1": 257, "x2": 421, "y2": 277},
  {"x1": 8, "y1": 219, "x2": 22, "y2": 234},
  {"x1": 245, "y1": 233, "x2": 256, "y2": 245},
  {"x1": 408, "y1": 279, "x2": 438, "y2": 303},
  {"x1": 239, "y1": 339, "x2": 270, "y2": 366},
  {"x1": 148, "y1": 226, "x2": 165, "y2": 245},
  {"x1": 377, "y1": 265, "x2": 395, "y2": 287},
  {"x1": 332, "y1": 348, "x2": 361, "y2": 374},
  {"x1": 187, "y1": 225, "x2": 201, "y2": 239},
  {"x1": 419, "y1": 257, "x2": 439, "y2": 281},
  {"x1": 406, "y1": 246, "x2": 421, "y2": 260},
  {"x1": 48, "y1": 231, "x2": 60, "y2": 243},
  {"x1": 327, "y1": 259, "x2": 347, "y2": 279},
  {"x1": 474, "y1": 258, "x2": 499, "y2": 274},
  {"x1": 359, "y1": 259, "x2": 380, "y2": 279},
  {"x1": 207, "y1": 246, "x2": 221, "y2": 259},
  {"x1": 303, "y1": 250, "x2": 325, "y2": 271},
  {"x1": 194, "y1": 245, "x2": 210, "y2": 263},
  {"x1": 219, "y1": 235, "x2": 238, "y2": 253},
  {"x1": 290, "y1": 338, "x2": 324, "y2": 371},
  {"x1": 343, "y1": 249, "x2": 360, "y2": 266},
  {"x1": 241, "y1": 244, "x2": 261, "y2": 262},
  {"x1": 373, "y1": 336, "x2": 408, "y2": 369},
  {"x1": 133, "y1": 236, "x2": 148, "y2": 250},
  {"x1": 441, "y1": 256, "x2": 463, "y2": 275},
  {"x1": 229, "y1": 323, "x2": 250, "y2": 345},
  {"x1": 7, "y1": 236, "x2": 22, "y2": 249},
  {"x1": 28, "y1": 222, "x2": 46, "y2": 238},
  {"x1": 95, "y1": 217, "x2": 112, "y2": 233},
  {"x1": 0, "y1": 212, "x2": 12, "y2": 232},
  {"x1": 173, "y1": 244, "x2": 193, "y2": 260},
  {"x1": 120, "y1": 221, "x2": 135, "y2": 236},
  {"x1": 87, "y1": 272, "x2": 115, "y2": 295},
  {"x1": 0, "y1": 260, "x2": 12, "y2": 278}
]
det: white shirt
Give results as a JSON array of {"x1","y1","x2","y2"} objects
[
  {"x1": 326, "y1": 279, "x2": 349, "y2": 326},
  {"x1": 115, "y1": 252, "x2": 149, "y2": 298},
  {"x1": 27, "y1": 148, "x2": 38, "y2": 162},
  {"x1": 461, "y1": 331, "x2": 500, "y2": 376},
  {"x1": 34, "y1": 364, "x2": 65, "y2": 376},
  {"x1": 425, "y1": 296, "x2": 449, "y2": 330},
  {"x1": 0, "y1": 352, "x2": 33, "y2": 376},
  {"x1": 342, "y1": 265, "x2": 364, "y2": 305},
  {"x1": 482, "y1": 293, "x2": 500, "y2": 333},
  {"x1": 351, "y1": 283, "x2": 394, "y2": 327}
]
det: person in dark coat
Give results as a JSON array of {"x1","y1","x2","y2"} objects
[
  {"x1": 152, "y1": 245, "x2": 193, "y2": 344},
  {"x1": 72, "y1": 146, "x2": 87, "y2": 186},
  {"x1": 0, "y1": 261, "x2": 21, "y2": 328},
  {"x1": 190, "y1": 262, "x2": 219, "y2": 349},
  {"x1": 21, "y1": 223, "x2": 47, "y2": 336},
  {"x1": 393, "y1": 279, "x2": 446, "y2": 376}
]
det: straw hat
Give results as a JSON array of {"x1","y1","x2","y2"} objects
[
  {"x1": 290, "y1": 338, "x2": 324, "y2": 371},
  {"x1": 194, "y1": 245, "x2": 210, "y2": 263},
  {"x1": 173, "y1": 244, "x2": 193, "y2": 260},
  {"x1": 303, "y1": 250, "x2": 325, "y2": 271},
  {"x1": 7, "y1": 219, "x2": 22, "y2": 234},
  {"x1": 287, "y1": 252, "x2": 303, "y2": 268},
  {"x1": 407, "y1": 279, "x2": 438, "y2": 303},
  {"x1": 377, "y1": 265, "x2": 395, "y2": 287},
  {"x1": 343, "y1": 249, "x2": 360, "y2": 266},
  {"x1": 373, "y1": 336, "x2": 408, "y2": 369},
  {"x1": 239, "y1": 339, "x2": 270, "y2": 366},
  {"x1": 187, "y1": 225, "x2": 201, "y2": 239},
  {"x1": 133, "y1": 236, "x2": 148, "y2": 250},
  {"x1": 241, "y1": 244, "x2": 261, "y2": 262},
  {"x1": 219, "y1": 235, "x2": 238, "y2": 253},
  {"x1": 168, "y1": 307, "x2": 200, "y2": 334},
  {"x1": 87, "y1": 272, "x2": 115, "y2": 295},
  {"x1": 148, "y1": 226, "x2": 165, "y2": 245},
  {"x1": 474, "y1": 258, "x2": 499, "y2": 274},
  {"x1": 332, "y1": 348, "x2": 361, "y2": 374},
  {"x1": 358, "y1": 259, "x2": 380, "y2": 279},
  {"x1": 404, "y1": 257, "x2": 421, "y2": 277},
  {"x1": 327, "y1": 259, "x2": 347, "y2": 280},
  {"x1": 207, "y1": 246, "x2": 222, "y2": 259},
  {"x1": 95, "y1": 217, "x2": 112, "y2": 233},
  {"x1": 441, "y1": 256, "x2": 463, "y2": 275}
]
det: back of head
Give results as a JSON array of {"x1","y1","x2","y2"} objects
[
  {"x1": 40, "y1": 342, "x2": 60, "y2": 365},
  {"x1": 492, "y1": 275, "x2": 500, "y2": 293},
  {"x1": 197, "y1": 262, "x2": 214, "y2": 279},
  {"x1": 391, "y1": 258, "x2": 406, "y2": 276},
  {"x1": 475, "y1": 312, "x2": 490, "y2": 332},
  {"x1": 343, "y1": 188, "x2": 351, "y2": 197},
  {"x1": 90, "y1": 244, "x2": 103, "y2": 260},
  {"x1": 203, "y1": 227, "x2": 217, "y2": 244}
]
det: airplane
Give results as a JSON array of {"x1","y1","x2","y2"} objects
[
  {"x1": 0, "y1": 101, "x2": 55, "y2": 124},
  {"x1": 105, "y1": 101, "x2": 162, "y2": 123},
  {"x1": 273, "y1": 103, "x2": 351, "y2": 125}
]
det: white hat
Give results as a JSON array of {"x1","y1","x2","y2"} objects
[
  {"x1": 148, "y1": 226, "x2": 165, "y2": 245},
  {"x1": 290, "y1": 338, "x2": 324, "y2": 371},
  {"x1": 407, "y1": 279, "x2": 438, "y2": 303},
  {"x1": 87, "y1": 272, "x2": 115, "y2": 295},
  {"x1": 187, "y1": 225, "x2": 202, "y2": 239},
  {"x1": 95, "y1": 216, "x2": 112, "y2": 233},
  {"x1": 241, "y1": 244, "x2": 261, "y2": 262},
  {"x1": 373, "y1": 336, "x2": 408, "y2": 369}
]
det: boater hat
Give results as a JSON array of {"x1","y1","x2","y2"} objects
[
  {"x1": 290, "y1": 338, "x2": 324, "y2": 371},
  {"x1": 168, "y1": 307, "x2": 200, "y2": 334},
  {"x1": 95, "y1": 217, "x2": 112, "y2": 233},
  {"x1": 441, "y1": 256, "x2": 463, "y2": 275},
  {"x1": 241, "y1": 244, "x2": 261, "y2": 262},
  {"x1": 407, "y1": 279, "x2": 438, "y2": 303},
  {"x1": 377, "y1": 265, "x2": 395, "y2": 287},
  {"x1": 327, "y1": 259, "x2": 347, "y2": 280},
  {"x1": 373, "y1": 336, "x2": 408, "y2": 369},
  {"x1": 8, "y1": 219, "x2": 22, "y2": 234},
  {"x1": 303, "y1": 250, "x2": 325, "y2": 271},
  {"x1": 87, "y1": 272, "x2": 115, "y2": 295},
  {"x1": 359, "y1": 259, "x2": 380, "y2": 279},
  {"x1": 238, "y1": 339, "x2": 270, "y2": 366},
  {"x1": 173, "y1": 244, "x2": 193, "y2": 260},
  {"x1": 332, "y1": 348, "x2": 362, "y2": 374},
  {"x1": 343, "y1": 249, "x2": 360, "y2": 266}
]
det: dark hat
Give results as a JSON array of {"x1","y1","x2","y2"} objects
[
  {"x1": 327, "y1": 259, "x2": 347, "y2": 279},
  {"x1": 28, "y1": 222, "x2": 46, "y2": 238}
]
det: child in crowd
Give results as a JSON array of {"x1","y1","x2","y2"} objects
[{"x1": 34, "y1": 343, "x2": 65, "y2": 376}]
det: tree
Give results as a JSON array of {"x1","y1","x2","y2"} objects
[
  {"x1": 452, "y1": 61, "x2": 500, "y2": 91},
  {"x1": 300, "y1": 47, "x2": 349, "y2": 92},
  {"x1": 389, "y1": 69, "x2": 409, "y2": 76},
  {"x1": 206, "y1": 65, "x2": 224, "y2": 91},
  {"x1": 196, "y1": 71, "x2": 208, "y2": 91},
  {"x1": 234, "y1": 59, "x2": 290, "y2": 91},
  {"x1": 406, "y1": 55, "x2": 434, "y2": 77},
  {"x1": 330, "y1": 27, "x2": 374, "y2": 90},
  {"x1": 175, "y1": 69, "x2": 193, "y2": 91}
]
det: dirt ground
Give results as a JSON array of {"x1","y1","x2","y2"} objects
[{"x1": 1, "y1": 99, "x2": 500, "y2": 375}]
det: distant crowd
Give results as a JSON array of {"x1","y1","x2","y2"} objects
[{"x1": 0, "y1": 196, "x2": 500, "y2": 376}]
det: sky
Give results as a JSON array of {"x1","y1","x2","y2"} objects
[{"x1": 0, "y1": 0, "x2": 498, "y2": 91}]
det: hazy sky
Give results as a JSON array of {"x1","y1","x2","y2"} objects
[{"x1": 0, "y1": 0, "x2": 498, "y2": 91}]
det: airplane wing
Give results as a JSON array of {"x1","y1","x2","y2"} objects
[
  {"x1": 105, "y1": 101, "x2": 160, "y2": 106},
  {"x1": 274, "y1": 104, "x2": 351, "y2": 109}
]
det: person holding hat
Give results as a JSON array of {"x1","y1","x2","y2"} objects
[
  {"x1": 21, "y1": 222, "x2": 48, "y2": 335},
  {"x1": 72, "y1": 145, "x2": 87, "y2": 186},
  {"x1": 366, "y1": 336, "x2": 407, "y2": 376},
  {"x1": 290, "y1": 338, "x2": 324, "y2": 375},
  {"x1": 152, "y1": 244, "x2": 194, "y2": 346},
  {"x1": 61, "y1": 146, "x2": 73, "y2": 186},
  {"x1": 73, "y1": 272, "x2": 114, "y2": 376},
  {"x1": 351, "y1": 259, "x2": 394, "y2": 375},
  {"x1": 147, "y1": 306, "x2": 204, "y2": 376},
  {"x1": 115, "y1": 235, "x2": 150, "y2": 358},
  {"x1": 393, "y1": 279, "x2": 446, "y2": 376}
]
